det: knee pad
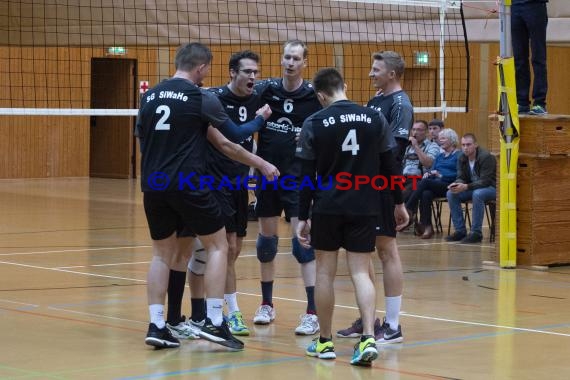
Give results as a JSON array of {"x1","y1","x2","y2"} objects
[
  {"x1": 188, "y1": 239, "x2": 207, "y2": 275},
  {"x1": 292, "y1": 237, "x2": 315, "y2": 264},
  {"x1": 256, "y1": 234, "x2": 278, "y2": 263}
]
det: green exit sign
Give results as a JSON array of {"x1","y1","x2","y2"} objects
[
  {"x1": 414, "y1": 51, "x2": 429, "y2": 66},
  {"x1": 107, "y1": 46, "x2": 127, "y2": 55}
]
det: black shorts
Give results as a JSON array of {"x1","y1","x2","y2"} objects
[
  {"x1": 177, "y1": 226, "x2": 196, "y2": 238},
  {"x1": 254, "y1": 186, "x2": 298, "y2": 219},
  {"x1": 214, "y1": 189, "x2": 236, "y2": 221},
  {"x1": 174, "y1": 190, "x2": 234, "y2": 239},
  {"x1": 311, "y1": 214, "x2": 377, "y2": 253},
  {"x1": 225, "y1": 188, "x2": 249, "y2": 237},
  {"x1": 143, "y1": 190, "x2": 225, "y2": 240},
  {"x1": 376, "y1": 191, "x2": 396, "y2": 237}
]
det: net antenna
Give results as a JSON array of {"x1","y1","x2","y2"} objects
[
  {"x1": 0, "y1": 0, "x2": 468, "y2": 117},
  {"x1": 334, "y1": 0, "x2": 466, "y2": 118}
]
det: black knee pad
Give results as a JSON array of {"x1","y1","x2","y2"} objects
[
  {"x1": 256, "y1": 234, "x2": 278, "y2": 263},
  {"x1": 292, "y1": 237, "x2": 315, "y2": 264}
]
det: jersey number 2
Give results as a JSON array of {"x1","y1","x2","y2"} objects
[
  {"x1": 155, "y1": 105, "x2": 171, "y2": 130},
  {"x1": 342, "y1": 129, "x2": 360, "y2": 156}
]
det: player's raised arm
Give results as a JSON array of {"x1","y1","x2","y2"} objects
[{"x1": 202, "y1": 90, "x2": 270, "y2": 143}]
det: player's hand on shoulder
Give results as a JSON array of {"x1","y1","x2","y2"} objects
[{"x1": 256, "y1": 104, "x2": 272, "y2": 120}]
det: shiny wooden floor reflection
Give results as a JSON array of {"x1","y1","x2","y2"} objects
[{"x1": 1, "y1": 178, "x2": 569, "y2": 379}]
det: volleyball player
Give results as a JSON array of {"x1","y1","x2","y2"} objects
[{"x1": 251, "y1": 39, "x2": 322, "y2": 335}]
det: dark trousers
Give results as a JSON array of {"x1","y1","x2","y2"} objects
[
  {"x1": 511, "y1": 2, "x2": 548, "y2": 108},
  {"x1": 405, "y1": 178, "x2": 449, "y2": 227}
]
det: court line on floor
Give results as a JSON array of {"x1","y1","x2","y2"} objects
[
  {"x1": 0, "y1": 305, "x2": 144, "y2": 333},
  {"x1": 0, "y1": 238, "x2": 486, "y2": 257},
  {"x1": 58, "y1": 261, "x2": 151, "y2": 269},
  {"x1": 0, "y1": 260, "x2": 147, "y2": 282},
  {"x1": 0, "y1": 298, "x2": 39, "y2": 308},
  {"x1": 239, "y1": 292, "x2": 570, "y2": 338},
  {"x1": 0, "y1": 245, "x2": 152, "y2": 257},
  {"x1": 2, "y1": 292, "x2": 567, "y2": 379},
  {"x1": 112, "y1": 356, "x2": 446, "y2": 380},
  {"x1": 2, "y1": 259, "x2": 568, "y2": 338},
  {"x1": 54, "y1": 253, "x2": 291, "y2": 269},
  {"x1": 0, "y1": 305, "x2": 443, "y2": 380},
  {"x1": 115, "y1": 357, "x2": 303, "y2": 380},
  {"x1": 0, "y1": 363, "x2": 63, "y2": 379},
  {"x1": 47, "y1": 307, "x2": 148, "y2": 325}
]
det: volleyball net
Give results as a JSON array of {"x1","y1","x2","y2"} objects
[{"x1": 0, "y1": 0, "x2": 468, "y2": 116}]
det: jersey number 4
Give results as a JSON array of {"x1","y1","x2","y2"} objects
[{"x1": 341, "y1": 129, "x2": 360, "y2": 156}]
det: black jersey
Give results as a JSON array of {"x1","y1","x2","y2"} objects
[
  {"x1": 296, "y1": 100, "x2": 392, "y2": 216},
  {"x1": 206, "y1": 85, "x2": 262, "y2": 184},
  {"x1": 255, "y1": 78, "x2": 322, "y2": 174},
  {"x1": 136, "y1": 77, "x2": 229, "y2": 192},
  {"x1": 366, "y1": 90, "x2": 413, "y2": 141},
  {"x1": 367, "y1": 90, "x2": 414, "y2": 164}
]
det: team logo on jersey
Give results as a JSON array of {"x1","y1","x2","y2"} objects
[
  {"x1": 397, "y1": 127, "x2": 409, "y2": 136},
  {"x1": 272, "y1": 96, "x2": 280, "y2": 101},
  {"x1": 266, "y1": 116, "x2": 295, "y2": 133}
]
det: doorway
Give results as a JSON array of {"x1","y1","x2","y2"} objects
[
  {"x1": 402, "y1": 67, "x2": 438, "y2": 109},
  {"x1": 90, "y1": 58, "x2": 137, "y2": 178}
]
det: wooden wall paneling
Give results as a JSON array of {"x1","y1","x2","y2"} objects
[
  {"x1": 342, "y1": 43, "x2": 376, "y2": 106},
  {"x1": 306, "y1": 43, "x2": 335, "y2": 80},
  {"x1": 546, "y1": 46, "x2": 570, "y2": 115},
  {"x1": 2, "y1": 43, "x2": 569, "y2": 178}
]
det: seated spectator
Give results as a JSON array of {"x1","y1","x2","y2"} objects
[
  {"x1": 401, "y1": 120, "x2": 440, "y2": 233},
  {"x1": 403, "y1": 120, "x2": 441, "y2": 178},
  {"x1": 428, "y1": 119, "x2": 444, "y2": 146},
  {"x1": 405, "y1": 128, "x2": 460, "y2": 239},
  {"x1": 446, "y1": 133, "x2": 496, "y2": 244}
]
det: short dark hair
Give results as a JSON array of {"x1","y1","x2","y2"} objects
[
  {"x1": 312, "y1": 67, "x2": 344, "y2": 97},
  {"x1": 228, "y1": 50, "x2": 260, "y2": 72},
  {"x1": 175, "y1": 42, "x2": 213, "y2": 71},
  {"x1": 462, "y1": 133, "x2": 477, "y2": 143},
  {"x1": 284, "y1": 39, "x2": 308, "y2": 58},
  {"x1": 428, "y1": 119, "x2": 444, "y2": 128},
  {"x1": 413, "y1": 120, "x2": 429, "y2": 130},
  {"x1": 372, "y1": 51, "x2": 405, "y2": 78}
]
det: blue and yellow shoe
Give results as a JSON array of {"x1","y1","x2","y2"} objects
[
  {"x1": 306, "y1": 338, "x2": 336, "y2": 360},
  {"x1": 529, "y1": 104, "x2": 547, "y2": 115},
  {"x1": 350, "y1": 336, "x2": 378, "y2": 366},
  {"x1": 228, "y1": 311, "x2": 250, "y2": 336}
]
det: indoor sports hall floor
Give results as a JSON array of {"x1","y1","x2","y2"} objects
[{"x1": 1, "y1": 178, "x2": 569, "y2": 379}]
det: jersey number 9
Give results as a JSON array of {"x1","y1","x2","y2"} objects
[{"x1": 238, "y1": 106, "x2": 247, "y2": 122}]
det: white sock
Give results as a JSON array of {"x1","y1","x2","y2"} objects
[
  {"x1": 206, "y1": 298, "x2": 224, "y2": 326},
  {"x1": 149, "y1": 304, "x2": 165, "y2": 329},
  {"x1": 224, "y1": 293, "x2": 239, "y2": 314},
  {"x1": 385, "y1": 295, "x2": 402, "y2": 330}
]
